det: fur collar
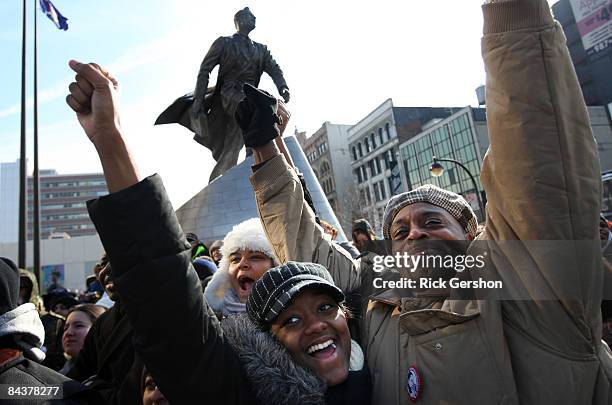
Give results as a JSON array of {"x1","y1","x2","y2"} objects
[
  {"x1": 221, "y1": 314, "x2": 365, "y2": 405},
  {"x1": 222, "y1": 314, "x2": 325, "y2": 405}
]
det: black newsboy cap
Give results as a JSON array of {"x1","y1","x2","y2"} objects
[{"x1": 246, "y1": 262, "x2": 344, "y2": 329}]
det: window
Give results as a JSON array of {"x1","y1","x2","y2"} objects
[
  {"x1": 321, "y1": 162, "x2": 331, "y2": 176},
  {"x1": 365, "y1": 138, "x2": 371, "y2": 153},
  {"x1": 352, "y1": 147, "x2": 357, "y2": 161},
  {"x1": 378, "y1": 128, "x2": 384, "y2": 145},
  {"x1": 371, "y1": 133, "x2": 377, "y2": 149},
  {"x1": 358, "y1": 143, "x2": 363, "y2": 158},
  {"x1": 365, "y1": 187, "x2": 372, "y2": 205},
  {"x1": 388, "y1": 177, "x2": 396, "y2": 196},
  {"x1": 355, "y1": 168, "x2": 362, "y2": 183},
  {"x1": 379, "y1": 181, "x2": 387, "y2": 200},
  {"x1": 448, "y1": 167, "x2": 457, "y2": 185},
  {"x1": 373, "y1": 183, "x2": 380, "y2": 202},
  {"x1": 362, "y1": 165, "x2": 368, "y2": 181},
  {"x1": 385, "y1": 123, "x2": 391, "y2": 140},
  {"x1": 369, "y1": 157, "x2": 382, "y2": 177}
]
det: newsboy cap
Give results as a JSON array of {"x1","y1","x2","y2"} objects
[
  {"x1": 382, "y1": 184, "x2": 478, "y2": 240},
  {"x1": 246, "y1": 262, "x2": 344, "y2": 329}
]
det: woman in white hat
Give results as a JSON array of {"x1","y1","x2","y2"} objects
[{"x1": 204, "y1": 218, "x2": 279, "y2": 318}]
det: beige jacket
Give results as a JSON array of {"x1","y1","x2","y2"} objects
[{"x1": 250, "y1": 1, "x2": 612, "y2": 403}]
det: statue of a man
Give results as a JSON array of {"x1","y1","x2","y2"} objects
[{"x1": 155, "y1": 7, "x2": 290, "y2": 182}]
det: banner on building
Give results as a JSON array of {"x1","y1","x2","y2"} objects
[{"x1": 569, "y1": 0, "x2": 612, "y2": 62}]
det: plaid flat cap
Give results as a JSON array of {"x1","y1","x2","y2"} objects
[
  {"x1": 246, "y1": 262, "x2": 344, "y2": 329},
  {"x1": 382, "y1": 184, "x2": 478, "y2": 240}
]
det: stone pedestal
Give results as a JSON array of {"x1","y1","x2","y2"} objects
[{"x1": 176, "y1": 135, "x2": 348, "y2": 244}]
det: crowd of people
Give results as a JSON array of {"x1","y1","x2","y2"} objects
[{"x1": 1, "y1": 0, "x2": 611, "y2": 403}]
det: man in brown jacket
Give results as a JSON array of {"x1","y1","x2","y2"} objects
[{"x1": 244, "y1": 0, "x2": 612, "y2": 403}]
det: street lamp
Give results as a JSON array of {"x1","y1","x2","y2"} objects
[{"x1": 430, "y1": 156, "x2": 485, "y2": 220}]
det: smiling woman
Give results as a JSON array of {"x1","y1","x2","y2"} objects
[{"x1": 247, "y1": 262, "x2": 358, "y2": 388}]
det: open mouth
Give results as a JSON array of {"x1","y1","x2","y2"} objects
[
  {"x1": 306, "y1": 338, "x2": 337, "y2": 359},
  {"x1": 237, "y1": 275, "x2": 255, "y2": 294}
]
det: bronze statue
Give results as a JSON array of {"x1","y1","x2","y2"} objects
[{"x1": 155, "y1": 7, "x2": 290, "y2": 182}]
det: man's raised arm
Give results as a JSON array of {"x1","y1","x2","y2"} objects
[{"x1": 479, "y1": 0, "x2": 603, "y2": 340}]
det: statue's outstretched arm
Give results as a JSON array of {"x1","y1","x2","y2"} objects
[{"x1": 262, "y1": 46, "x2": 289, "y2": 102}]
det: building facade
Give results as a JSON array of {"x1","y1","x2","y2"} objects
[
  {"x1": 0, "y1": 235, "x2": 103, "y2": 292},
  {"x1": 398, "y1": 106, "x2": 488, "y2": 221},
  {"x1": 300, "y1": 122, "x2": 353, "y2": 233},
  {"x1": 0, "y1": 160, "x2": 20, "y2": 243},
  {"x1": 552, "y1": 0, "x2": 612, "y2": 110},
  {"x1": 398, "y1": 105, "x2": 612, "y2": 222},
  {"x1": 347, "y1": 99, "x2": 462, "y2": 233},
  {"x1": 26, "y1": 171, "x2": 107, "y2": 240}
]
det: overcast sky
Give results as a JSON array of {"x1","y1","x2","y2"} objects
[{"x1": 0, "y1": 0, "x2": 559, "y2": 208}]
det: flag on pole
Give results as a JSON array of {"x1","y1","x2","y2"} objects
[{"x1": 39, "y1": 0, "x2": 68, "y2": 30}]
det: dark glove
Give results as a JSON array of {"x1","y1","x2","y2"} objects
[
  {"x1": 235, "y1": 83, "x2": 281, "y2": 148},
  {"x1": 281, "y1": 88, "x2": 290, "y2": 103}
]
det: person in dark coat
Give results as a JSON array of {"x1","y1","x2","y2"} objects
[
  {"x1": 0, "y1": 257, "x2": 99, "y2": 404},
  {"x1": 66, "y1": 259, "x2": 142, "y2": 404},
  {"x1": 350, "y1": 219, "x2": 379, "y2": 256},
  {"x1": 65, "y1": 59, "x2": 369, "y2": 405},
  {"x1": 19, "y1": 269, "x2": 67, "y2": 372}
]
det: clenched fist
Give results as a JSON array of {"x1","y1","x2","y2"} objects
[
  {"x1": 66, "y1": 60, "x2": 140, "y2": 193},
  {"x1": 66, "y1": 60, "x2": 122, "y2": 147}
]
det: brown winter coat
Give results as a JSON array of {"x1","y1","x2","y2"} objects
[{"x1": 250, "y1": 1, "x2": 612, "y2": 403}]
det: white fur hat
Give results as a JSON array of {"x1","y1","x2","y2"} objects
[
  {"x1": 204, "y1": 218, "x2": 279, "y2": 315},
  {"x1": 218, "y1": 218, "x2": 278, "y2": 274}
]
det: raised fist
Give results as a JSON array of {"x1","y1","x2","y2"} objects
[{"x1": 234, "y1": 83, "x2": 281, "y2": 148}]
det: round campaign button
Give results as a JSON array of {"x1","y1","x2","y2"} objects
[{"x1": 406, "y1": 365, "x2": 421, "y2": 402}]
